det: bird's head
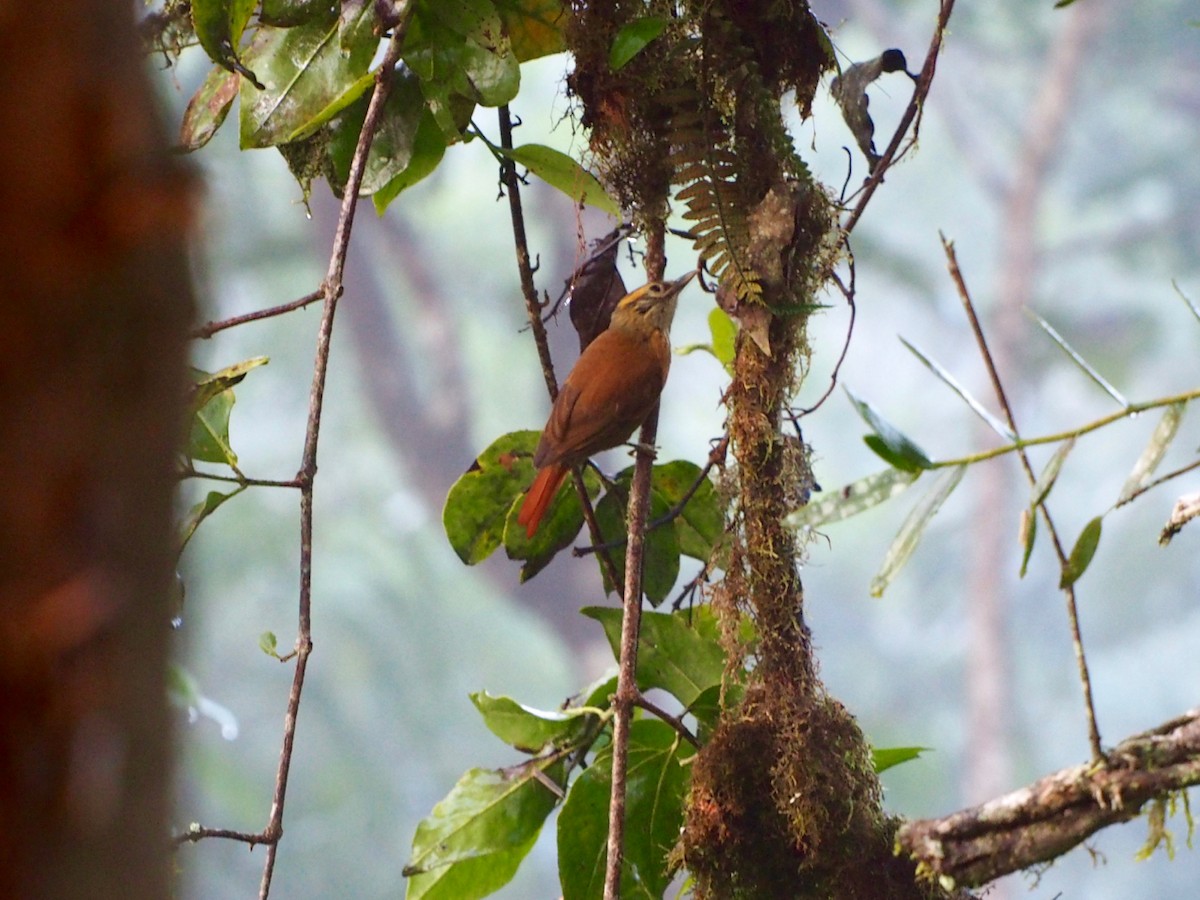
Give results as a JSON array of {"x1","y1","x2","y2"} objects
[{"x1": 611, "y1": 269, "x2": 697, "y2": 334}]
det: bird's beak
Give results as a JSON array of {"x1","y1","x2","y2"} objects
[{"x1": 668, "y1": 269, "x2": 698, "y2": 295}]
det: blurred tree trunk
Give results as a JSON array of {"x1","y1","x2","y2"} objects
[{"x1": 0, "y1": 4, "x2": 193, "y2": 898}]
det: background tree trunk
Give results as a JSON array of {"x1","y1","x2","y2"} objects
[{"x1": 0, "y1": 4, "x2": 194, "y2": 897}]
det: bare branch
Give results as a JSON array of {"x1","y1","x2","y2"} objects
[
  {"x1": 898, "y1": 709, "x2": 1200, "y2": 887},
  {"x1": 190, "y1": 290, "x2": 323, "y2": 340}
]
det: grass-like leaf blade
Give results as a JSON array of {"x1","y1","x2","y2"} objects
[{"x1": 870, "y1": 465, "x2": 966, "y2": 597}]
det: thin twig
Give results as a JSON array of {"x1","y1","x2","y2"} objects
[
  {"x1": 190, "y1": 290, "x2": 323, "y2": 340},
  {"x1": 798, "y1": 262, "x2": 857, "y2": 416},
  {"x1": 173, "y1": 826, "x2": 267, "y2": 847},
  {"x1": 634, "y1": 695, "x2": 700, "y2": 748},
  {"x1": 942, "y1": 235, "x2": 1104, "y2": 762},
  {"x1": 842, "y1": 0, "x2": 955, "y2": 235},
  {"x1": 179, "y1": 467, "x2": 301, "y2": 489},
  {"x1": 254, "y1": 14, "x2": 414, "y2": 899},
  {"x1": 574, "y1": 435, "x2": 728, "y2": 558},
  {"x1": 603, "y1": 228, "x2": 667, "y2": 900},
  {"x1": 1118, "y1": 457, "x2": 1200, "y2": 507},
  {"x1": 496, "y1": 104, "x2": 623, "y2": 589}
]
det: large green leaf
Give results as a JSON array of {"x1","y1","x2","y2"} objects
[
  {"x1": 495, "y1": 0, "x2": 567, "y2": 62},
  {"x1": 594, "y1": 485, "x2": 680, "y2": 605},
  {"x1": 470, "y1": 692, "x2": 600, "y2": 753},
  {"x1": 558, "y1": 720, "x2": 692, "y2": 900},
  {"x1": 405, "y1": 0, "x2": 520, "y2": 135},
  {"x1": 649, "y1": 460, "x2": 724, "y2": 561},
  {"x1": 443, "y1": 430, "x2": 539, "y2": 565},
  {"x1": 583, "y1": 607, "x2": 724, "y2": 708},
  {"x1": 405, "y1": 761, "x2": 563, "y2": 899},
  {"x1": 328, "y1": 67, "x2": 447, "y2": 200},
  {"x1": 260, "y1": 0, "x2": 335, "y2": 27},
  {"x1": 497, "y1": 144, "x2": 619, "y2": 216},
  {"x1": 238, "y1": 11, "x2": 380, "y2": 149}
]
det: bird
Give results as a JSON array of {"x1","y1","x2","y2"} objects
[{"x1": 517, "y1": 269, "x2": 697, "y2": 538}]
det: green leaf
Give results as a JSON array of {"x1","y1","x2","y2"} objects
[
  {"x1": 846, "y1": 388, "x2": 933, "y2": 472},
  {"x1": 1018, "y1": 507, "x2": 1037, "y2": 578},
  {"x1": 872, "y1": 745, "x2": 930, "y2": 774},
  {"x1": 443, "y1": 431, "x2": 539, "y2": 566},
  {"x1": 1060, "y1": 515, "x2": 1103, "y2": 588},
  {"x1": 405, "y1": 761, "x2": 563, "y2": 900},
  {"x1": 179, "y1": 65, "x2": 241, "y2": 151},
  {"x1": 505, "y1": 466, "x2": 602, "y2": 582},
  {"x1": 649, "y1": 460, "x2": 723, "y2": 561},
  {"x1": 1028, "y1": 309, "x2": 1129, "y2": 408},
  {"x1": 1117, "y1": 402, "x2": 1186, "y2": 507},
  {"x1": 498, "y1": 144, "x2": 619, "y2": 217},
  {"x1": 609, "y1": 16, "x2": 669, "y2": 70},
  {"x1": 187, "y1": 358, "x2": 268, "y2": 466},
  {"x1": 688, "y1": 681, "x2": 744, "y2": 741},
  {"x1": 900, "y1": 338, "x2": 1016, "y2": 441},
  {"x1": 258, "y1": 631, "x2": 279, "y2": 657},
  {"x1": 708, "y1": 307, "x2": 737, "y2": 368},
  {"x1": 328, "y1": 68, "x2": 447, "y2": 201},
  {"x1": 405, "y1": 0, "x2": 520, "y2": 135},
  {"x1": 582, "y1": 607, "x2": 724, "y2": 708},
  {"x1": 260, "y1": 0, "x2": 336, "y2": 27},
  {"x1": 1030, "y1": 437, "x2": 1075, "y2": 508},
  {"x1": 470, "y1": 692, "x2": 600, "y2": 753},
  {"x1": 192, "y1": 0, "x2": 262, "y2": 86},
  {"x1": 594, "y1": 483, "x2": 680, "y2": 605},
  {"x1": 179, "y1": 488, "x2": 242, "y2": 552},
  {"x1": 558, "y1": 720, "x2": 692, "y2": 899},
  {"x1": 190, "y1": 357, "x2": 269, "y2": 412},
  {"x1": 871, "y1": 465, "x2": 966, "y2": 597},
  {"x1": 787, "y1": 467, "x2": 920, "y2": 529},
  {"x1": 238, "y1": 15, "x2": 379, "y2": 149},
  {"x1": 494, "y1": 0, "x2": 568, "y2": 62}
]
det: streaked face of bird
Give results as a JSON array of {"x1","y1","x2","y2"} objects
[{"x1": 610, "y1": 270, "x2": 697, "y2": 334}]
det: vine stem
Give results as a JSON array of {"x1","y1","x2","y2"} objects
[
  {"x1": 255, "y1": 11, "x2": 413, "y2": 898},
  {"x1": 603, "y1": 228, "x2": 666, "y2": 900}
]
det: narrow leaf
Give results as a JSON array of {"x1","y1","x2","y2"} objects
[
  {"x1": 498, "y1": 144, "x2": 619, "y2": 216},
  {"x1": 1030, "y1": 437, "x2": 1075, "y2": 508},
  {"x1": 872, "y1": 745, "x2": 930, "y2": 774},
  {"x1": 1171, "y1": 279, "x2": 1200, "y2": 324},
  {"x1": 1060, "y1": 516, "x2": 1103, "y2": 588},
  {"x1": 1018, "y1": 507, "x2": 1037, "y2": 578},
  {"x1": 871, "y1": 465, "x2": 966, "y2": 597},
  {"x1": 1117, "y1": 402, "x2": 1186, "y2": 507},
  {"x1": 788, "y1": 467, "x2": 921, "y2": 529},
  {"x1": 1027, "y1": 309, "x2": 1129, "y2": 408},
  {"x1": 846, "y1": 387, "x2": 934, "y2": 472},
  {"x1": 609, "y1": 16, "x2": 669, "y2": 70},
  {"x1": 899, "y1": 337, "x2": 1015, "y2": 441}
]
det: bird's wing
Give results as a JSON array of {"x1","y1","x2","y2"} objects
[{"x1": 534, "y1": 331, "x2": 667, "y2": 468}]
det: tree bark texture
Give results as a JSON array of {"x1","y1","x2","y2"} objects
[{"x1": 0, "y1": 4, "x2": 194, "y2": 898}]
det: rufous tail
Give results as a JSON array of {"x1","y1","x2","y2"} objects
[{"x1": 517, "y1": 464, "x2": 568, "y2": 538}]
